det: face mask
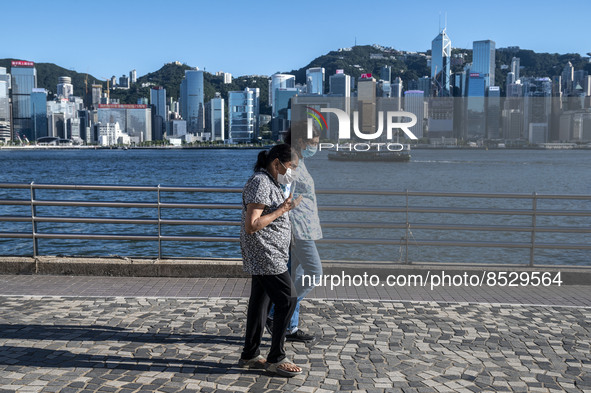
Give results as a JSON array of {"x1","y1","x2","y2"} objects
[
  {"x1": 277, "y1": 162, "x2": 295, "y2": 185},
  {"x1": 302, "y1": 145, "x2": 317, "y2": 158}
]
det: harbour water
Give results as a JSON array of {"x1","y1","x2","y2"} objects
[{"x1": 0, "y1": 148, "x2": 589, "y2": 265}]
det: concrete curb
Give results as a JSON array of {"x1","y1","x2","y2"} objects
[{"x1": 0, "y1": 256, "x2": 589, "y2": 285}]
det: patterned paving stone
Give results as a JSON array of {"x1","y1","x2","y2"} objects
[{"x1": 0, "y1": 296, "x2": 589, "y2": 392}]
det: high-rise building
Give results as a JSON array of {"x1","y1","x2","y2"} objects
[
  {"x1": 110, "y1": 76, "x2": 117, "y2": 89},
  {"x1": 466, "y1": 73, "x2": 487, "y2": 139},
  {"x1": 98, "y1": 104, "x2": 152, "y2": 143},
  {"x1": 511, "y1": 57, "x2": 520, "y2": 82},
  {"x1": 206, "y1": 92, "x2": 225, "y2": 141},
  {"x1": 91, "y1": 84, "x2": 102, "y2": 109},
  {"x1": 228, "y1": 87, "x2": 260, "y2": 143},
  {"x1": 329, "y1": 70, "x2": 351, "y2": 96},
  {"x1": 180, "y1": 69, "x2": 205, "y2": 135},
  {"x1": 403, "y1": 91, "x2": 425, "y2": 139},
  {"x1": 306, "y1": 67, "x2": 325, "y2": 95},
  {"x1": 523, "y1": 77, "x2": 552, "y2": 143},
  {"x1": 57, "y1": 76, "x2": 73, "y2": 99},
  {"x1": 270, "y1": 74, "x2": 295, "y2": 116},
  {"x1": 486, "y1": 86, "x2": 501, "y2": 139},
  {"x1": 0, "y1": 67, "x2": 10, "y2": 142},
  {"x1": 150, "y1": 87, "x2": 167, "y2": 122},
  {"x1": 417, "y1": 77, "x2": 431, "y2": 97},
  {"x1": 357, "y1": 76, "x2": 377, "y2": 134},
  {"x1": 118, "y1": 75, "x2": 129, "y2": 89},
  {"x1": 431, "y1": 29, "x2": 451, "y2": 96},
  {"x1": 11, "y1": 60, "x2": 37, "y2": 141},
  {"x1": 150, "y1": 87, "x2": 167, "y2": 140},
  {"x1": 573, "y1": 70, "x2": 589, "y2": 95},
  {"x1": 561, "y1": 62, "x2": 574, "y2": 96},
  {"x1": 31, "y1": 88, "x2": 48, "y2": 140},
  {"x1": 380, "y1": 65, "x2": 391, "y2": 83},
  {"x1": 130, "y1": 69, "x2": 137, "y2": 84},
  {"x1": 472, "y1": 40, "x2": 496, "y2": 90},
  {"x1": 392, "y1": 77, "x2": 403, "y2": 98}
]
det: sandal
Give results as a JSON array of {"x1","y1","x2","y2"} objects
[
  {"x1": 266, "y1": 358, "x2": 302, "y2": 377},
  {"x1": 238, "y1": 354, "x2": 266, "y2": 369}
]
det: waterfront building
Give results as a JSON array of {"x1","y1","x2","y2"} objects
[
  {"x1": 180, "y1": 69, "x2": 205, "y2": 135},
  {"x1": 403, "y1": 90, "x2": 425, "y2": 139},
  {"x1": 486, "y1": 86, "x2": 501, "y2": 139},
  {"x1": 228, "y1": 87, "x2": 259, "y2": 143},
  {"x1": 0, "y1": 68, "x2": 10, "y2": 142},
  {"x1": 150, "y1": 86, "x2": 167, "y2": 139},
  {"x1": 306, "y1": 67, "x2": 325, "y2": 95},
  {"x1": 205, "y1": 92, "x2": 225, "y2": 141},
  {"x1": 357, "y1": 75, "x2": 377, "y2": 134},
  {"x1": 11, "y1": 60, "x2": 37, "y2": 141},
  {"x1": 465, "y1": 73, "x2": 487, "y2": 139},
  {"x1": 98, "y1": 122, "x2": 130, "y2": 146},
  {"x1": 97, "y1": 104, "x2": 152, "y2": 143},
  {"x1": 57, "y1": 76, "x2": 73, "y2": 99},
  {"x1": 431, "y1": 29, "x2": 451, "y2": 96},
  {"x1": 31, "y1": 88, "x2": 48, "y2": 140}
]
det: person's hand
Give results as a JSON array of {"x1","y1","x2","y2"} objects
[{"x1": 280, "y1": 194, "x2": 303, "y2": 213}]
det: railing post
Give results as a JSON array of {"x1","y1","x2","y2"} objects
[
  {"x1": 30, "y1": 181, "x2": 38, "y2": 258},
  {"x1": 157, "y1": 184, "x2": 162, "y2": 260},
  {"x1": 405, "y1": 189, "x2": 410, "y2": 264},
  {"x1": 530, "y1": 192, "x2": 537, "y2": 267}
]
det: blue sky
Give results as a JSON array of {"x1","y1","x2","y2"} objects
[{"x1": 2, "y1": 0, "x2": 589, "y2": 80}]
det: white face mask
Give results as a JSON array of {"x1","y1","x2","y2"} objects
[{"x1": 277, "y1": 162, "x2": 295, "y2": 185}]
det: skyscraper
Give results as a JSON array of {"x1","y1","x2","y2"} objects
[
  {"x1": 270, "y1": 74, "x2": 295, "y2": 117},
  {"x1": 31, "y1": 88, "x2": 48, "y2": 140},
  {"x1": 11, "y1": 61, "x2": 37, "y2": 141},
  {"x1": 511, "y1": 57, "x2": 520, "y2": 81},
  {"x1": 329, "y1": 70, "x2": 351, "y2": 97},
  {"x1": 380, "y1": 65, "x2": 391, "y2": 83},
  {"x1": 206, "y1": 92, "x2": 225, "y2": 141},
  {"x1": 472, "y1": 40, "x2": 496, "y2": 90},
  {"x1": 431, "y1": 29, "x2": 451, "y2": 96},
  {"x1": 0, "y1": 67, "x2": 10, "y2": 142},
  {"x1": 180, "y1": 69, "x2": 205, "y2": 135},
  {"x1": 229, "y1": 87, "x2": 260, "y2": 143},
  {"x1": 57, "y1": 76, "x2": 73, "y2": 99},
  {"x1": 91, "y1": 84, "x2": 102, "y2": 109},
  {"x1": 150, "y1": 87, "x2": 167, "y2": 140},
  {"x1": 392, "y1": 77, "x2": 403, "y2": 99},
  {"x1": 130, "y1": 69, "x2": 137, "y2": 84},
  {"x1": 403, "y1": 91, "x2": 424, "y2": 139},
  {"x1": 306, "y1": 67, "x2": 325, "y2": 95},
  {"x1": 562, "y1": 62, "x2": 574, "y2": 95}
]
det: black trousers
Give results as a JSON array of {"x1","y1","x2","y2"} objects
[{"x1": 241, "y1": 270, "x2": 297, "y2": 364}]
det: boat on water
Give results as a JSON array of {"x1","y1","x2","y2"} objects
[{"x1": 327, "y1": 144, "x2": 411, "y2": 162}]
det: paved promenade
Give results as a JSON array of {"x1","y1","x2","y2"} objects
[{"x1": 0, "y1": 275, "x2": 590, "y2": 393}]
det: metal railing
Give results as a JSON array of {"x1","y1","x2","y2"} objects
[{"x1": 0, "y1": 182, "x2": 590, "y2": 265}]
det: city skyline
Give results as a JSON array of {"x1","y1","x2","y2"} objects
[{"x1": 2, "y1": 0, "x2": 590, "y2": 80}]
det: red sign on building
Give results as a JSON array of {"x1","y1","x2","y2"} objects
[
  {"x1": 360, "y1": 73, "x2": 372, "y2": 79},
  {"x1": 11, "y1": 60, "x2": 35, "y2": 67}
]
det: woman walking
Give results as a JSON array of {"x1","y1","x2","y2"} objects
[{"x1": 238, "y1": 143, "x2": 303, "y2": 377}]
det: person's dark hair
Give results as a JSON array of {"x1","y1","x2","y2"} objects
[{"x1": 254, "y1": 143, "x2": 294, "y2": 171}]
